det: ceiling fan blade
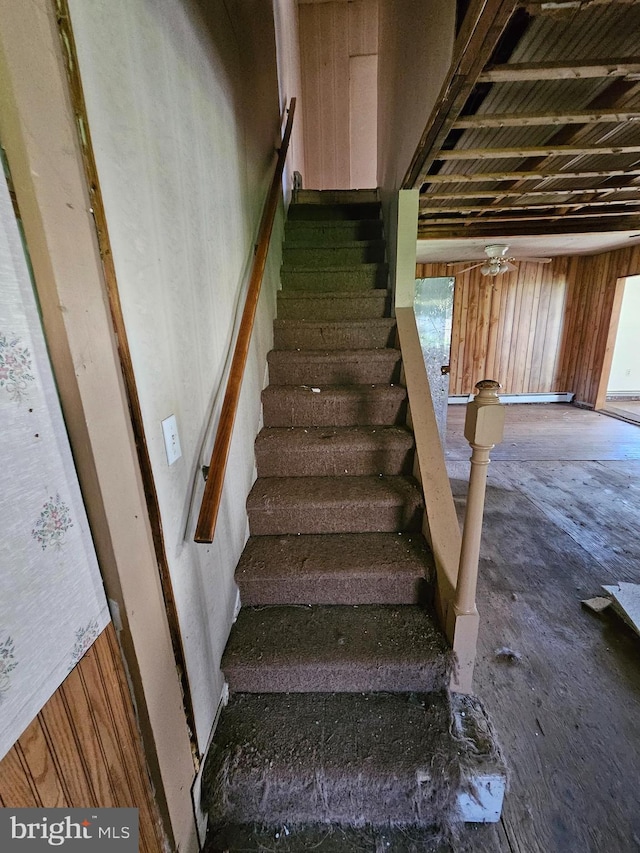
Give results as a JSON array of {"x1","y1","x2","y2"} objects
[
  {"x1": 445, "y1": 261, "x2": 485, "y2": 273},
  {"x1": 516, "y1": 256, "x2": 552, "y2": 264},
  {"x1": 504, "y1": 261, "x2": 517, "y2": 272}
]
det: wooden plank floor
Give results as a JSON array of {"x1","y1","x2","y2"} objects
[
  {"x1": 601, "y1": 400, "x2": 640, "y2": 426},
  {"x1": 449, "y1": 404, "x2": 640, "y2": 853},
  {"x1": 446, "y1": 401, "x2": 640, "y2": 461}
]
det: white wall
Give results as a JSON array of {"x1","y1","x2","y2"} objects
[
  {"x1": 609, "y1": 275, "x2": 640, "y2": 393},
  {"x1": 377, "y1": 0, "x2": 455, "y2": 192},
  {"x1": 67, "y1": 0, "x2": 282, "y2": 754}
]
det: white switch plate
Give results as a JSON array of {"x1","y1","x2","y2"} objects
[{"x1": 161, "y1": 414, "x2": 182, "y2": 465}]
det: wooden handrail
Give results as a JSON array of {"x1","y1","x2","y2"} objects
[{"x1": 194, "y1": 98, "x2": 296, "y2": 543}]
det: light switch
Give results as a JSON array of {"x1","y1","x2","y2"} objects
[{"x1": 161, "y1": 414, "x2": 182, "y2": 465}]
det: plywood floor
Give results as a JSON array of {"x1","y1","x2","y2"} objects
[{"x1": 448, "y1": 404, "x2": 640, "y2": 853}]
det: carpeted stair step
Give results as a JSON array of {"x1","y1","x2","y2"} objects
[
  {"x1": 294, "y1": 188, "x2": 380, "y2": 205},
  {"x1": 255, "y1": 426, "x2": 414, "y2": 477},
  {"x1": 205, "y1": 821, "x2": 452, "y2": 852},
  {"x1": 267, "y1": 349, "x2": 401, "y2": 386},
  {"x1": 246, "y1": 475, "x2": 423, "y2": 535},
  {"x1": 205, "y1": 691, "x2": 455, "y2": 827},
  {"x1": 222, "y1": 605, "x2": 451, "y2": 693},
  {"x1": 262, "y1": 384, "x2": 407, "y2": 427},
  {"x1": 235, "y1": 532, "x2": 433, "y2": 606},
  {"x1": 285, "y1": 218, "x2": 383, "y2": 245},
  {"x1": 283, "y1": 241, "x2": 385, "y2": 268},
  {"x1": 204, "y1": 691, "x2": 505, "y2": 837},
  {"x1": 281, "y1": 263, "x2": 388, "y2": 291},
  {"x1": 274, "y1": 318, "x2": 396, "y2": 350},
  {"x1": 287, "y1": 201, "x2": 381, "y2": 221},
  {"x1": 277, "y1": 290, "x2": 390, "y2": 321}
]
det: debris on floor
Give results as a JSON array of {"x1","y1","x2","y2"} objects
[
  {"x1": 494, "y1": 647, "x2": 522, "y2": 663},
  {"x1": 601, "y1": 583, "x2": 640, "y2": 638},
  {"x1": 581, "y1": 596, "x2": 612, "y2": 614}
]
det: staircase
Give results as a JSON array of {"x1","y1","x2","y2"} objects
[{"x1": 202, "y1": 189, "x2": 504, "y2": 851}]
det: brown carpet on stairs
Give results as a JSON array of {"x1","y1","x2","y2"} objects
[{"x1": 203, "y1": 188, "x2": 505, "y2": 848}]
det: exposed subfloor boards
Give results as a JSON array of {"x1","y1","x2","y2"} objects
[{"x1": 448, "y1": 403, "x2": 640, "y2": 852}]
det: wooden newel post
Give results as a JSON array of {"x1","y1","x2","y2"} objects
[{"x1": 454, "y1": 380, "x2": 505, "y2": 618}]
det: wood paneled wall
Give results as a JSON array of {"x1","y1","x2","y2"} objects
[
  {"x1": 559, "y1": 245, "x2": 640, "y2": 407},
  {"x1": 298, "y1": 0, "x2": 378, "y2": 189},
  {"x1": 417, "y1": 258, "x2": 569, "y2": 395},
  {"x1": 418, "y1": 244, "x2": 640, "y2": 405},
  {"x1": 0, "y1": 625, "x2": 164, "y2": 852}
]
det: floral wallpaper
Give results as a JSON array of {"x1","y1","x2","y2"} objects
[{"x1": 0, "y1": 169, "x2": 109, "y2": 759}]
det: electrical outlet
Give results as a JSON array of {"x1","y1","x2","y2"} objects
[{"x1": 161, "y1": 414, "x2": 182, "y2": 465}]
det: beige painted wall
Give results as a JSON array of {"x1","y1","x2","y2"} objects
[
  {"x1": 377, "y1": 0, "x2": 455, "y2": 192},
  {"x1": 66, "y1": 0, "x2": 282, "y2": 755},
  {"x1": 298, "y1": 0, "x2": 379, "y2": 189},
  {"x1": 0, "y1": 1, "x2": 197, "y2": 848},
  {"x1": 608, "y1": 275, "x2": 640, "y2": 393}
]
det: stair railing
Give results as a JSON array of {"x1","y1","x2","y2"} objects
[
  {"x1": 389, "y1": 190, "x2": 504, "y2": 691},
  {"x1": 450, "y1": 381, "x2": 504, "y2": 621},
  {"x1": 194, "y1": 98, "x2": 296, "y2": 544}
]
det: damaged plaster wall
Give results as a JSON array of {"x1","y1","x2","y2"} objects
[{"x1": 66, "y1": 0, "x2": 282, "y2": 753}]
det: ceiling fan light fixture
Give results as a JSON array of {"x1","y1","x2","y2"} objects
[
  {"x1": 484, "y1": 244, "x2": 509, "y2": 259},
  {"x1": 481, "y1": 261, "x2": 501, "y2": 277}
]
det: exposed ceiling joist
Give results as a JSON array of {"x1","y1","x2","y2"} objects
[
  {"x1": 452, "y1": 110, "x2": 640, "y2": 128},
  {"x1": 420, "y1": 209, "x2": 640, "y2": 225},
  {"x1": 402, "y1": 0, "x2": 520, "y2": 188},
  {"x1": 421, "y1": 168, "x2": 640, "y2": 184},
  {"x1": 478, "y1": 57, "x2": 640, "y2": 83},
  {"x1": 411, "y1": 2, "x2": 640, "y2": 248},
  {"x1": 417, "y1": 218, "x2": 640, "y2": 239},
  {"x1": 421, "y1": 186, "x2": 640, "y2": 200},
  {"x1": 438, "y1": 144, "x2": 640, "y2": 160},
  {"x1": 523, "y1": 0, "x2": 638, "y2": 13},
  {"x1": 419, "y1": 197, "x2": 640, "y2": 214}
]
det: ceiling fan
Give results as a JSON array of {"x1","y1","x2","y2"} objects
[{"x1": 446, "y1": 244, "x2": 552, "y2": 277}]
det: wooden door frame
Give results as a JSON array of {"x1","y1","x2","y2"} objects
[{"x1": 594, "y1": 275, "x2": 627, "y2": 411}]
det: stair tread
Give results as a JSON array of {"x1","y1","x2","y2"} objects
[
  {"x1": 274, "y1": 317, "x2": 395, "y2": 328},
  {"x1": 262, "y1": 382, "x2": 406, "y2": 395},
  {"x1": 256, "y1": 424, "x2": 413, "y2": 450},
  {"x1": 285, "y1": 220, "x2": 383, "y2": 239},
  {"x1": 247, "y1": 474, "x2": 422, "y2": 535},
  {"x1": 283, "y1": 239, "x2": 385, "y2": 250},
  {"x1": 268, "y1": 347, "x2": 399, "y2": 361},
  {"x1": 204, "y1": 691, "x2": 504, "y2": 829},
  {"x1": 287, "y1": 202, "x2": 381, "y2": 221},
  {"x1": 286, "y1": 218, "x2": 382, "y2": 227},
  {"x1": 222, "y1": 604, "x2": 451, "y2": 693},
  {"x1": 282, "y1": 261, "x2": 385, "y2": 272},
  {"x1": 236, "y1": 531, "x2": 432, "y2": 584},
  {"x1": 262, "y1": 384, "x2": 407, "y2": 428},
  {"x1": 206, "y1": 822, "x2": 451, "y2": 852},
  {"x1": 273, "y1": 318, "x2": 396, "y2": 350},
  {"x1": 293, "y1": 189, "x2": 379, "y2": 203},
  {"x1": 278, "y1": 289, "x2": 388, "y2": 300},
  {"x1": 255, "y1": 426, "x2": 414, "y2": 478},
  {"x1": 248, "y1": 474, "x2": 422, "y2": 508},
  {"x1": 205, "y1": 693, "x2": 455, "y2": 826},
  {"x1": 267, "y1": 349, "x2": 401, "y2": 384}
]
